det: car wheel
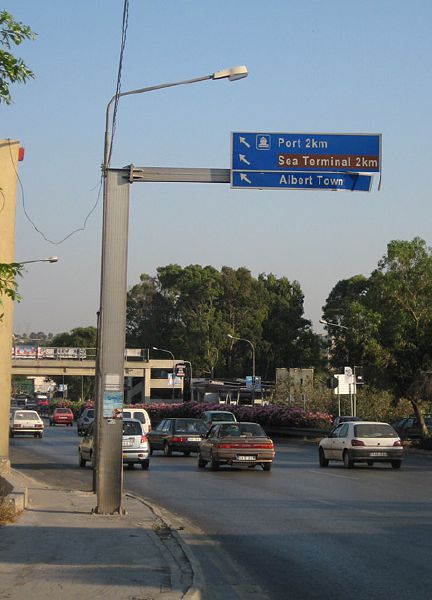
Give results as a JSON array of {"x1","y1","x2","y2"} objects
[
  {"x1": 34, "y1": 434, "x2": 37, "y2": 438},
  {"x1": 79, "y1": 454, "x2": 86, "y2": 468},
  {"x1": 367, "y1": 461, "x2": 374, "y2": 466},
  {"x1": 262, "y1": 462, "x2": 272, "y2": 471},
  {"x1": 210, "y1": 452, "x2": 220, "y2": 471},
  {"x1": 149, "y1": 448, "x2": 153, "y2": 456},
  {"x1": 141, "y1": 459, "x2": 149, "y2": 470},
  {"x1": 183, "y1": 451, "x2": 191, "y2": 456},
  {"x1": 163, "y1": 442, "x2": 172, "y2": 457},
  {"x1": 319, "y1": 448, "x2": 329, "y2": 468},
  {"x1": 10, "y1": 431, "x2": 14, "y2": 438},
  {"x1": 38, "y1": 433, "x2": 43, "y2": 439},
  {"x1": 391, "y1": 460, "x2": 402, "y2": 469},
  {"x1": 343, "y1": 451, "x2": 354, "y2": 469},
  {"x1": 127, "y1": 462, "x2": 135, "y2": 469},
  {"x1": 49, "y1": 421, "x2": 53, "y2": 427},
  {"x1": 198, "y1": 456, "x2": 207, "y2": 469}
]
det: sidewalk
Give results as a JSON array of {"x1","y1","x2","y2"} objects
[{"x1": 0, "y1": 470, "x2": 202, "y2": 600}]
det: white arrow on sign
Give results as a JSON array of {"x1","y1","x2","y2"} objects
[
  {"x1": 239, "y1": 136, "x2": 251, "y2": 148},
  {"x1": 240, "y1": 173, "x2": 251, "y2": 184},
  {"x1": 239, "y1": 154, "x2": 251, "y2": 165}
]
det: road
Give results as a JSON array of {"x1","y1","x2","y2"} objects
[{"x1": 9, "y1": 425, "x2": 432, "y2": 600}]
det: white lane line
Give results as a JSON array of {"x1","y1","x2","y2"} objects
[{"x1": 307, "y1": 469, "x2": 359, "y2": 480}]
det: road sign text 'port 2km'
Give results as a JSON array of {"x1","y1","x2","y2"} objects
[{"x1": 231, "y1": 132, "x2": 381, "y2": 191}]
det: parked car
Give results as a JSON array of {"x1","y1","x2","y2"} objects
[
  {"x1": 319, "y1": 421, "x2": 403, "y2": 469},
  {"x1": 76, "y1": 407, "x2": 94, "y2": 436},
  {"x1": 198, "y1": 422, "x2": 275, "y2": 471},
  {"x1": 147, "y1": 418, "x2": 207, "y2": 456},
  {"x1": 393, "y1": 416, "x2": 432, "y2": 440},
  {"x1": 120, "y1": 407, "x2": 151, "y2": 434},
  {"x1": 10, "y1": 410, "x2": 44, "y2": 438},
  {"x1": 50, "y1": 407, "x2": 74, "y2": 427},
  {"x1": 78, "y1": 419, "x2": 150, "y2": 469},
  {"x1": 201, "y1": 410, "x2": 237, "y2": 429}
]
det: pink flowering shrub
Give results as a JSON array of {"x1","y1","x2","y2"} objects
[{"x1": 131, "y1": 402, "x2": 332, "y2": 429}]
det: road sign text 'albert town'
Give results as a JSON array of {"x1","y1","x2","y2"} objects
[{"x1": 231, "y1": 132, "x2": 381, "y2": 191}]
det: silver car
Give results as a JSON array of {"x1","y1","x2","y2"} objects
[
  {"x1": 76, "y1": 407, "x2": 94, "y2": 436},
  {"x1": 78, "y1": 418, "x2": 150, "y2": 470}
]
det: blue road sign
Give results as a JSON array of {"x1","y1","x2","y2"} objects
[
  {"x1": 231, "y1": 132, "x2": 381, "y2": 173},
  {"x1": 231, "y1": 170, "x2": 373, "y2": 191}
]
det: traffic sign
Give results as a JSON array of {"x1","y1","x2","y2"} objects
[
  {"x1": 231, "y1": 132, "x2": 381, "y2": 173},
  {"x1": 231, "y1": 170, "x2": 372, "y2": 191},
  {"x1": 175, "y1": 363, "x2": 187, "y2": 377}
]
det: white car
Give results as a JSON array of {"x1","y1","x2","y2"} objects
[
  {"x1": 79, "y1": 418, "x2": 150, "y2": 470},
  {"x1": 10, "y1": 410, "x2": 44, "y2": 439},
  {"x1": 319, "y1": 420, "x2": 403, "y2": 469}
]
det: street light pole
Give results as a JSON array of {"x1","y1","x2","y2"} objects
[
  {"x1": 227, "y1": 334, "x2": 256, "y2": 402},
  {"x1": 152, "y1": 347, "x2": 175, "y2": 400},
  {"x1": 95, "y1": 66, "x2": 248, "y2": 514}
]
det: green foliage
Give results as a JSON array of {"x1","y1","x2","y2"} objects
[
  {"x1": 322, "y1": 237, "x2": 432, "y2": 435},
  {"x1": 0, "y1": 262, "x2": 23, "y2": 320},
  {"x1": 126, "y1": 264, "x2": 322, "y2": 380},
  {"x1": 0, "y1": 10, "x2": 36, "y2": 104},
  {"x1": 51, "y1": 327, "x2": 97, "y2": 400}
]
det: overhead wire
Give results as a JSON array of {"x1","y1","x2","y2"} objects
[
  {"x1": 107, "y1": 0, "x2": 130, "y2": 167},
  {"x1": 7, "y1": 138, "x2": 103, "y2": 245}
]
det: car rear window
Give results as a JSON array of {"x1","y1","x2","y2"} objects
[
  {"x1": 175, "y1": 420, "x2": 207, "y2": 434},
  {"x1": 209, "y1": 413, "x2": 236, "y2": 422},
  {"x1": 15, "y1": 411, "x2": 39, "y2": 421},
  {"x1": 57, "y1": 408, "x2": 72, "y2": 414},
  {"x1": 123, "y1": 421, "x2": 142, "y2": 436},
  {"x1": 354, "y1": 424, "x2": 398, "y2": 438},
  {"x1": 220, "y1": 423, "x2": 266, "y2": 437},
  {"x1": 83, "y1": 409, "x2": 94, "y2": 418}
]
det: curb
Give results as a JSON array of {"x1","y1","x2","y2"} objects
[
  {"x1": 126, "y1": 492, "x2": 205, "y2": 600},
  {"x1": 0, "y1": 470, "x2": 28, "y2": 515}
]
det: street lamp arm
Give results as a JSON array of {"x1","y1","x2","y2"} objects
[
  {"x1": 319, "y1": 318, "x2": 349, "y2": 331},
  {"x1": 103, "y1": 66, "x2": 248, "y2": 169}
]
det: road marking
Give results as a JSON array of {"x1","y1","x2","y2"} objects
[{"x1": 308, "y1": 469, "x2": 359, "y2": 480}]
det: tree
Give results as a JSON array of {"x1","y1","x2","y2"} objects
[
  {"x1": 51, "y1": 327, "x2": 97, "y2": 401},
  {"x1": 0, "y1": 10, "x2": 36, "y2": 104},
  {"x1": 126, "y1": 264, "x2": 322, "y2": 381},
  {"x1": 323, "y1": 238, "x2": 432, "y2": 437},
  {"x1": 0, "y1": 262, "x2": 22, "y2": 320}
]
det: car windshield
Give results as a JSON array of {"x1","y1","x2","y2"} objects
[
  {"x1": 175, "y1": 420, "x2": 207, "y2": 434},
  {"x1": 219, "y1": 423, "x2": 266, "y2": 437},
  {"x1": 354, "y1": 423, "x2": 398, "y2": 438},
  {"x1": 209, "y1": 413, "x2": 235, "y2": 422},
  {"x1": 84, "y1": 410, "x2": 94, "y2": 418},
  {"x1": 123, "y1": 421, "x2": 142, "y2": 436},
  {"x1": 15, "y1": 411, "x2": 39, "y2": 421}
]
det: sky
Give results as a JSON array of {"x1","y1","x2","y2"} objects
[{"x1": 3, "y1": 0, "x2": 432, "y2": 337}]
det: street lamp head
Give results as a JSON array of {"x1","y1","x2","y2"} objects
[
  {"x1": 47, "y1": 256, "x2": 59, "y2": 263},
  {"x1": 152, "y1": 346, "x2": 158, "y2": 350},
  {"x1": 212, "y1": 65, "x2": 248, "y2": 81},
  {"x1": 17, "y1": 256, "x2": 59, "y2": 265}
]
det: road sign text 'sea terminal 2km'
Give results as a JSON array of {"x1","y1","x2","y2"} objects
[{"x1": 231, "y1": 132, "x2": 381, "y2": 191}]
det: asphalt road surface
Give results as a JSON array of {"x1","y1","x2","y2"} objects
[{"x1": 9, "y1": 425, "x2": 432, "y2": 600}]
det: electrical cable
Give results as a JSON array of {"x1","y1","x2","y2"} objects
[
  {"x1": 107, "y1": 0, "x2": 129, "y2": 167},
  {"x1": 7, "y1": 138, "x2": 103, "y2": 245}
]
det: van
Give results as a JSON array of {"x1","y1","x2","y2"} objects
[{"x1": 121, "y1": 407, "x2": 151, "y2": 434}]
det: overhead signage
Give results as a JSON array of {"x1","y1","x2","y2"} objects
[{"x1": 231, "y1": 132, "x2": 381, "y2": 191}]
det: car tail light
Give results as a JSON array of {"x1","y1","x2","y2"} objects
[
  {"x1": 14, "y1": 424, "x2": 23, "y2": 428},
  {"x1": 351, "y1": 439, "x2": 365, "y2": 446},
  {"x1": 35, "y1": 424, "x2": 43, "y2": 429},
  {"x1": 140, "y1": 435, "x2": 148, "y2": 443},
  {"x1": 393, "y1": 440, "x2": 402, "y2": 446},
  {"x1": 218, "y1": 442, "x2": 274, "y2": 449},
  {"x1": 171, "y1": 436, "x2": 187, "y2": 443}
]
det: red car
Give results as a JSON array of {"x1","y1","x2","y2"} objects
[{"x1": 50, "y1": 407, "x2": 74, "y2": 427}]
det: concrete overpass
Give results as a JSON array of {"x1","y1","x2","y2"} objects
[{"x1": 11, "y1": 358, "x2": 183, "y2": 402}]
